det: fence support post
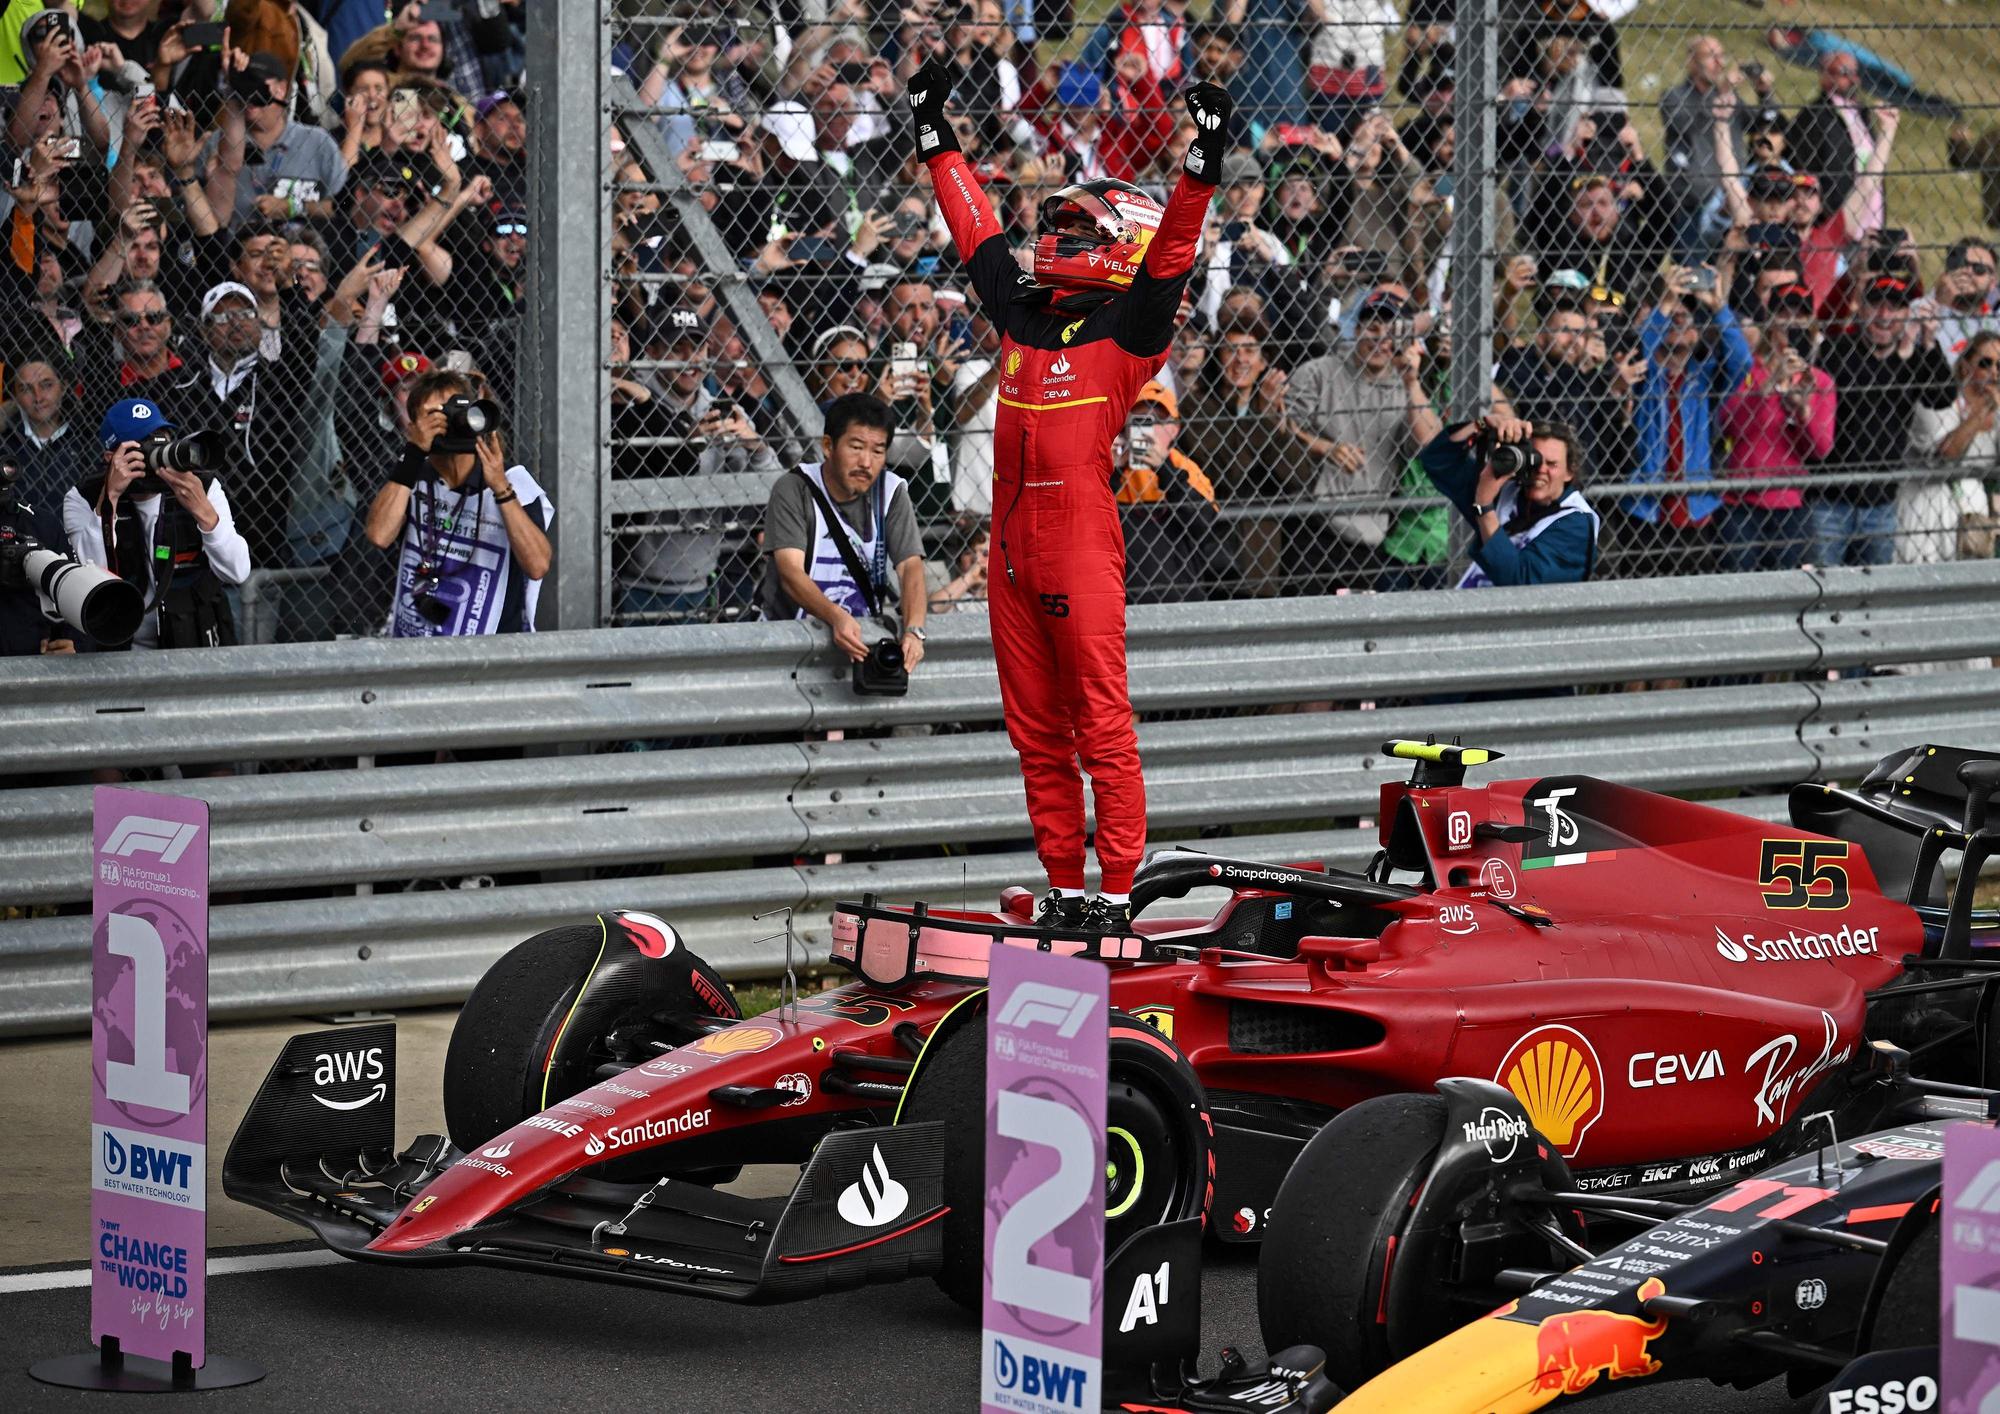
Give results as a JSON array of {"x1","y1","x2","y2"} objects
[
  {"x1": 525, "y1": 3, "x2": 608, "y2": 630},
  {"x1": 1447, "y1": 0, "x2": 1499, "y2": 426}
]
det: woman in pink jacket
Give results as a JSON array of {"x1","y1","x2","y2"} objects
[{"x1": 1717, "y1": 283, "x2": 1837, "y2": 572}]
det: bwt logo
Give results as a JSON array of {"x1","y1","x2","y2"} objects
[
  {"x1": 991, "y1": 1339, "x2": 1088, "y2": 1408},
  {"x1": 995, "y1": 983, "x2": 1095, "y2": 1038},
  {"x1": 102, "y1": 816, "x2": 201, "y2": 864},
  {"x1": 102, "y1": 1131, "x2": 193, "y2": 1191}
]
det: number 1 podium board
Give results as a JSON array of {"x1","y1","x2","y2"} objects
[{"x1": 31, "y1": 788, "x2": 259, "y2": 1392}]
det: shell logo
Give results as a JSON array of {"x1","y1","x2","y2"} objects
[
  {"x1": 1004, "y1": 348, "x2": 1023, "y2": 376},
  {"x1": 689, "y1": 1025, "x2": 781, "y2": 1058},
  {"x1": 1495, "y1": 1024, "x2": 1604, "y2": 1159}
]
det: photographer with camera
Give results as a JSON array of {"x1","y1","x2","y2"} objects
[
  {"x1": 61, "y1": 399, "x2": 247, "y2": 649},
  {"x1": 0, "y1": 460, "x2": 78, "y2": 656},
  {"x1": 1417, "y1": 414, "x2": 1599, "y2": 588},
  {"x1": 363, "y1": 369, "x2": 551, "y2": 637},
  {"x1": 761, "y1": 393, "x2": 926, "y2": 691}
]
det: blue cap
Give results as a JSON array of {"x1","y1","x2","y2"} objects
[
  {"x1": 1054, "y1": 64, "x2": 1101, "y2": 109},
  {"x1": 99, "y1": 398, "x2": 173, "y2": 450}
]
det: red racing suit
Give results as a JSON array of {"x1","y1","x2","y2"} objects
[{"x1": 927, "y1": 152, "x2": 1217, "y2": 894}]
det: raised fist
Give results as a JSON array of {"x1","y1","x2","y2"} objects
[
  {"x1": 908, "y1": 59, "x2": 959, "y2": 159},
  {"x1": 1182, "y1": 81, "x2": 1233, "y2": 183}
]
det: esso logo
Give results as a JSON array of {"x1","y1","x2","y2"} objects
[{"x1": 1826, "y1": 1377, "x2": 1938, "y2": 1414}]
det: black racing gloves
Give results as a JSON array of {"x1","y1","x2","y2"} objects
[
  {"x1": 907, "y1": 59, "x2": 959, "y2": 159},
  {"x1": 1183, "y1": 81, "x2": 1233, "y2": 185}
]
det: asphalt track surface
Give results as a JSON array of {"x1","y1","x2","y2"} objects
[{"x1": 3, "y1": 1240, "x2": 1805, "y2": 1413}]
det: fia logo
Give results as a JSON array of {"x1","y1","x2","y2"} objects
[{"x1": 1795, "y1": 1278, "x2": 1827, "y2": 1310}]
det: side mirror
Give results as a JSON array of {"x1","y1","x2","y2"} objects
[{"x1": 1960, "y1": 760, "x2": 2000, "y2": 835}]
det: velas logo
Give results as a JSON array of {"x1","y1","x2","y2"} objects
[
  {"x1": 836, "y1": 1144, "x2": 909, "y2": 1227},
  {"x1": 1004, "y1": 348, "x2": 1023, "y2": 376},
  {"x1": 1462, "y1": 1106, "x2": 1529, "y2": 1163},
  {"x1": 312, "y1": 1045, "x2": 386, "y2": 1111},
  {"x1": 612, "y1": 910, "x2": 679, "y2": 958},
  {"x1": 1713, "y1": 920, "x2": 1880, "y2": 964},
  {"x1": 688, "y1": 1025, "x2": 780, "y2": 1058},
  {"x1": 1496, "y1": 1024, "x2": 1604, "y2": 1159},
  {"x1": 102, "y1": 816, "x2": 200, "y2": 864}
]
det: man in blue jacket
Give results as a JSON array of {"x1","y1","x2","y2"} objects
[
  {"x1": 1618, "y1": 268, "x2": 1754, "y2": 574},
  {"x1": 1418, "y1": 415, "x2": 1599, "y2": 587}
]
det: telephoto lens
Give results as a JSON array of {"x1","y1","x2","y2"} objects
[
  {"x1": 24, "y1": 548, "x2": 145, "y2": 644},
  {"x1": 434, "y1": 396, "x2": 503, "y2": 454}
]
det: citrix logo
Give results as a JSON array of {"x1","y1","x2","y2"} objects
[
  {"x1": 995, "y1": 982, "x2": 1095, "y2": 1038},
  {"x1": 103, "y1": 816, "x2": 200, "y2": 863}
]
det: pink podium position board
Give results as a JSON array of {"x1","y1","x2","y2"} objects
[{"x1": 90, "y1": 788, "x2": 210, "y2": 1366}]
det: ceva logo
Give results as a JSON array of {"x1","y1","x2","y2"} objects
[{"x1": 102, "y1": 816, "x2": 200, "y2": 863}]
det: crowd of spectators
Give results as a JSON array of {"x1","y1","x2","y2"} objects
[
  {"x1": 601, "y1": 1, "x2": 1999, "y2": 624},
  {"x1": 6, "y1": 0, "x2": 1998, "y2": 657}
]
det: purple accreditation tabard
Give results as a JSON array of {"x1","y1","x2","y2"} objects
[
  {"x1": 982, "y1": 946, "x2": 1107, "y2": 1414},
  {"x1": 1946, "y1": 1118, "x2": 2000, "y2": 1411},
  {"x1": 91, "y1": 787, "x2": 210, "y2": 1366}
]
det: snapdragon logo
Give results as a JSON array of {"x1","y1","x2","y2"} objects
[{"x1": 1714, "y1": 921, "x2": 1880, "y2": 965}]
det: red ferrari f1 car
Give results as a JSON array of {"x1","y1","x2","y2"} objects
[{"x1": 225, "y1": 740, "x2": 2000, "y2": 1353}]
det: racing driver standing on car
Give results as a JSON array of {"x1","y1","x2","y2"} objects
[{"x1": 907, "y1": 61, "x2": 1232, "y2": 932}]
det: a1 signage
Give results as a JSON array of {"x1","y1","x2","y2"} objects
[
  {"x1": 90, "y1": 788, "x2": 211, "y2": 1367},
  {"x1": 982, "y1": 947, "x2": 1107, "y2": 1414}
]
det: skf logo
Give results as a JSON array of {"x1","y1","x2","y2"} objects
[
  {"x1": 1060, "y1": 318, "x2": 1084, "y2": 344},
  {"x1": 1004, "y1": 348, "x2": 1023, "y2": 376},
  {"x1": 103, "y1": 816, "x2": 200, "y2": 863},
  {"x1": 688, "y1": 1025, "x2": 780, "y2": 1057},
  {"x1": 995, "y1": 982, "x2": 1094, "y2": 1037},
  {"x1": 1496, "y1": 1024, "x2": 1604, "y2": 1159},
  {"x1": 1050, "y1": 352, "x2": 1072, "y2": 375}
]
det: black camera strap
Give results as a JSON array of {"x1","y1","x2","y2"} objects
[{"x1": 795, "y1": 468, "x2": 896, "y2": 624}]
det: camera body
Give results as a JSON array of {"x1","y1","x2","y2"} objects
[
  {"x1": 0, "y1": 469, "x2": 144, "y2": 644},
  {"x1": 1476, "y1": 427, "x2": 1543, "y2": 480},
  {"x1": 433, "y1": 395, "x2": 502, "y2": 455},
  {"x1": 852, "y1": 636, "x2": 909, "y2": 696},
  {"x1": 127, "y1": 429, "x2": 222, "y2": 499}
]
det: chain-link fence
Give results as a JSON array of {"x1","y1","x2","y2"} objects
[
  {"x1": 0, "y1": 2, "x2": 530, "y2": 651},
  {"x1": 599, "y1": 0, "x2": 2000, "y2": 623}
]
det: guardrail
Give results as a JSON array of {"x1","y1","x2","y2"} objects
[{"x1": 5, "y1": 563, "x2": 1997, "y2": 1035}]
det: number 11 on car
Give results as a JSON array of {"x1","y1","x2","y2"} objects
[{"x1": 982, "y1": 948, "x2": 1108, "y2": 1414}]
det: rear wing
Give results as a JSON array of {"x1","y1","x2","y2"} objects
[{"x1": 1791, "y1": 743, "x2": 2000, "y2": 960}]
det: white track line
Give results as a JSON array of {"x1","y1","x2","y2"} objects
[{"x1": 0, "y1": 1249, "x2": 346, "y2": 1294}]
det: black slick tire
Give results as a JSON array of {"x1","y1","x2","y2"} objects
[{"x1": 1257, "y1": 1093, "x2": 1447, "y2": 1392}]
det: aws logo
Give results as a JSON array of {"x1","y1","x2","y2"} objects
[
  {"x1": 1496, "y1": 1024, "x2": 1604, "y2": 1159},
  {"x1": 1004, "y1": 348, "x2": 1023, "y2": 376}
]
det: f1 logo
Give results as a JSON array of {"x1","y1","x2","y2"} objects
[
  {"x1": 994, "y1": 983, "x2": 1094, "y2": 1038},
  {"x1": 103, "y1": 816, "x2": 201, "y2": 864},
  {"x1": 1958, "y1": 1159, "x2": 2000, "y2": 1214}
]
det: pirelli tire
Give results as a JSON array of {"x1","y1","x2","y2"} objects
[
  {"x1": 443, "y1": 919, "x2": 741, "y2": 1151},
  {"x1": 1257, "y1": 1093, "x2": 1448, "y2": 1391},
  {"x1": 899, "y1": 1004, "x2": 1214, "y2": 1311}
]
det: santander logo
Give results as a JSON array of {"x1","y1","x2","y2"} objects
[{"x1": 836, "y1": 1145, "x2": 909, "y2": 1227}]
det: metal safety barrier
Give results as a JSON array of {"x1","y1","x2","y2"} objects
[{"x1": 5, "y1": 562, "x2": 1998, "y2": 1035}]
